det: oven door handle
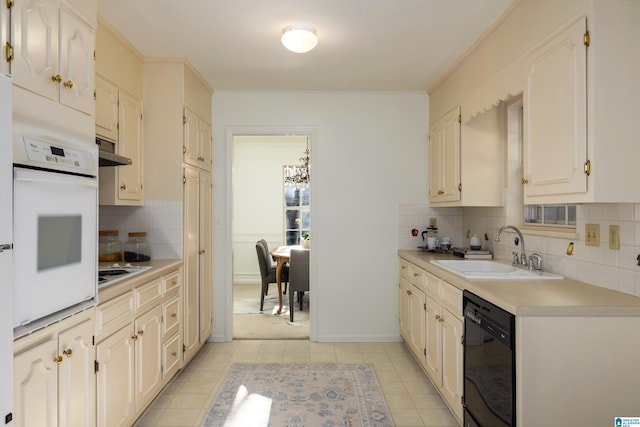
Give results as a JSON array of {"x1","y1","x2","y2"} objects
[{"x1": 14, "y1": 168, "x2": 98, "y2": 188}]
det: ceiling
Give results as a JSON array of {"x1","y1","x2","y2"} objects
[{"x1": 97, "y1": 0, "x2": 515, "y2": 91}]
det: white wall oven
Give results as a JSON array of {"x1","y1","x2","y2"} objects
[{"x1": 13, "y1": 124, "x2": 98, "y2": 337}]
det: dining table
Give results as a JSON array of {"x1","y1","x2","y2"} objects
[{"x1": 269, "y1": 245, "x2": 307, "y2": 314}]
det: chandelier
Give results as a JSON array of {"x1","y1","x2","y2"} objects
[{"x1": 285, "y1": 138, "x2": 310, "y2": 185}]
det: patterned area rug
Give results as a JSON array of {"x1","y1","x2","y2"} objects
[{"x1": 201, "y1": 363, "x2": 395, "y2": 427}]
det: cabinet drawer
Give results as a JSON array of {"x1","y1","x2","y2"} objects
[
  {"x1": 441, "y1": 280, "x2": 462, "y2": 318},
  {"x1": 399, "y1": 259, "x2": 412, "y2": 281},
  {"x1": 425, "y1": 272, "x2": 441, "y2": 298},
  {"x1": 162, "y1": 333, "x2": 181, "y2": 380},
  {"x1": 163, "y1": 271, "x2": 181, "y2": 295},
  {"x1": 162, "y1": 296, "x2": 180, "y2": 338},
  {"x1": 408, "y1": 264, "x2": 426, "y2": 287},
  {"x1": 135, "y1": 278, "x2": 163, "y2": 313},
  {"x1": 96, "y1": 292, "x2": 134, "y2": 340}
]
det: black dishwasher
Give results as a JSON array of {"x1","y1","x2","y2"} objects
[{"x1": 463, "y1": 291, "x2": 516, "y2": 427}]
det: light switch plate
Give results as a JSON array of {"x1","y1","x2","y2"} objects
[
  {"x1": 585, "y1": 223, "x2": 600, "y2": 247},
  {"x1": 609, "y1": 225, "x2": 620, "y2": 250}
]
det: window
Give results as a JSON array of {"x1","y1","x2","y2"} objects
[
  {"x1": 524, "y1": 204, "x2": 576, "y2": 228},
  {"x1": 283, "y1": 166, "x2": 310, "y2": 245}
]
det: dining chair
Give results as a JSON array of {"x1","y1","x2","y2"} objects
[
  {"x1": 256, "y1": 240, "x2": 289, "y2": 311},
  {"x1": 288, "y1": 249, "x2": 309, "y2": 322}
]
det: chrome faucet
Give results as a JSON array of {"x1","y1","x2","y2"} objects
[
  {"x1": 495, "y1": 225, "x2": 527, "y2": 269},
  {"x1": 528, "y1": 253, "x2": 543, "y2": 272}
]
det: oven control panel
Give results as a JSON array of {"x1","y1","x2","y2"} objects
[{"x1": 23, "y1": 137, "x2": 89, "y2": 171}]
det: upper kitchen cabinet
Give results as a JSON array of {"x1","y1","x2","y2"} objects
[
  {"x1": 9, "y1": 0, "x2": 96, "y2": 138},
  {"x1": 0, "y1": 1, "x2": 9, "y2": 76},
  {"x1": 430, "y1": 0, "x2": 640, "y2": 205},
  {"x1": 429, "y1": 104, "x2": 505, "y2": 207},
  {"x1": 523, "y1": 4, "x2": 640, "y2": 203},
  {"x1": 143, "y1": 59, "x2": 213, "y2": 201},
  {"x1": 10, "y1": 0, "x2": 94, "y2": 114},
  {"x1": 95, "y1": 19, "x2": 144, "y2": 205}
]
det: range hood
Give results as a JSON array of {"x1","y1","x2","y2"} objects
[{"x1": 96, "y1": 137, "x2": 132, "y2": 167}]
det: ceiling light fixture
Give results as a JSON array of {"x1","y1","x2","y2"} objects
[{"x1": 281, "y1": 25, "x2": 318, "y2": 53}]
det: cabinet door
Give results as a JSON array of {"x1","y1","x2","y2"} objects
[
  {"x1": 183, "y1": 107, "x2": 199, "y2": 168},
  {"x1": 58, "y1": 317, "x2": 95, "y2": 427},
  {"x1": 441, "y1": 309, "x2": 463, "y2": 421},
  {"x1": 0, "y1": 0, "x2": 9, "y2": 76},
  {"x1": 134, "y1": 306, "x2": 162, "y2": 413},
  {"x1": 58, "y1": 7, "x2": 94, "y2": 114},
  {"x1": 199, "y1": 121, "x2": 213, "y2": 171},
  {"x1": 96, "y1": 325, "x2": 135, "y2": 427},
  {"x1": 429, "y1": 106, "x2": 460, "y2": 203},
  {"x1": 199, "y1": 171, "x2": 213, "y2": 342},
  {"x1": 14, "y1": 339, "x2": 58, "y2": 427},
  {"x1": 11, "y1": 0, "x2": 60, "y2": 102},
  {"x1": 399, "y1": 278, "x2": 411, "y2": 341},
  {"x1": 408, "y1": 285, "x2": 426, "y2": 364},
  {"x1": 118, "y1": 90, "x2": 144, "y2": 201},
  {"x1": 523, "y1": 17, "x2": 587, "y2": 198},
  {"x1": 95, "y1": 74, "x2": 119, "y2": 141},
  {"x1": 182, "y1": 166, "x2": 200, "y2": 363},
  {"x1": 424, "y1": 295, "x2": 442, "y2": 382}
]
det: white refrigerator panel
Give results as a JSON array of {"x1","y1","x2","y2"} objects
[{"x1": 1, "y1": 73, "x2": 14, "y2": 423}]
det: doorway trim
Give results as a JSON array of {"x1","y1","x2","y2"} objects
[{"x1": 223, "y1": 126, "x2": 317, "y2": 341}]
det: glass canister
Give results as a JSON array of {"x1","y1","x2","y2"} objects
[
  {"x1": 98, "y1": 230, "x2": 122, "y2": 262},
  {"x1": 124, "y1": 232, "x2": 151, "y2": 262}
]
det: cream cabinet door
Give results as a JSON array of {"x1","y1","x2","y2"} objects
[
  {"x1": 0, "y1": 0, "x2": 9, "y2": 76},
  {"x1": 58, "y1": 7, "x2": 94, "y2": 114},
  {"x1": 134, "y1": 306, "x2": 162, "y2": 413},
  {"x1": 11, "y1": 0, "x2": 60, "y2": 102},
  {"x1": 183, "y1": 166, "x2": 200, "y2": 363},
  {"x1": 58, "y1": 317, "x2": 95, "y2": 427},
  {"x1": 118, "y1": 90, "x2": 144, "y2": 202},
  {"x1": 429, "y1": 106, "x2": 461, "y2": 203},
  {"x1": 424, "y1": 295, "x2": 442, "y2": 382},
  {"x1": 14, "y1": 339, "x2": 58, "y2": 427},
  {"x1": 399, "y1": 278, "x2": 411, "y2": 342},
  {"x1": 95, "y1": 74, "x2": 119, "y2": 141},
  {"x1": 441, "y1": 309, "x2": 463, "y2": 421},
  {"x1": 183, "y1": 107, "x2": 200, "y2": 168},
  {"x1": 199, "y1": 121, "x2": 213, "y2": 171},
  {"x1": 407, "y1": 284, "x2": 426, "y2": 364},
  {"x1": 199, "y1": 171, "x2": 213, "y2": 342},
  {"x1": 96, "y1": 325, "x2": 135, "y2": 427},
  {"x1": 523, "y1": 17, "x2": 588, "y2": 199}
]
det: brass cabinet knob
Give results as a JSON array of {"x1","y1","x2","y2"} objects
[
  {"x1": 435, "y1": 314, "x2": 441, "y2": 321},
  {"x1": 54, "y1": 355, "x2": 63, "y2": 364},
  {"x1": 120, "y1": 184, "x2": 127, "y2": 190},
  {"x1": 521, "y1": 178, "x2": 529, "y2": 184},
  {"x1": 131, "y1": 335, "x2": 138, "y2": 341},
  {"x1": 437, "y1": 190, "x2": 445, "y2": 195},
  {"x1": 51, "y1": 74, "x2": 62, "y2": 83},
  {"x1": 63, "y1": 349, "x2": 72, "y2": 358},
  {"x1": 406, "y1": 289, "x2": 412, "y2": 296},
  {"x1": 171, "y1": 351, "x2": 177, "y2": 357},
  {"x1": 171, "y1": 280, "x2": 177, "y2": 286},
  {"x1": 137, "y1": 329, "x2": 144, "y2": 336},
  {"x1": 171, "y1": 313, "x2": 177, "y2": 318},
  {"x1": 63, "y1": 80, "x2": 74, "y2": 89},
  {"x1": 197, "y1": 156, "x2": 205, "y2": 161}
]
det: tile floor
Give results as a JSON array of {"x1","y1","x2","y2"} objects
[{"x1": 134, "y1": 340, "x2": 460, "y2": 427}]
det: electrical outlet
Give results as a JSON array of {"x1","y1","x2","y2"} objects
[
  {"x1": 609, "y1": 225, "x2": 620, "y2": 250},
  {"x1": 429, "y1": 218, "x2": 437, "y2": 228},
  {"x1": 585, "y1": 223, "x2": 600, "y2": 247}
]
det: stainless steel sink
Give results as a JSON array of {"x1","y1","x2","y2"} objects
[{"x1": 431, "y1": 259, "x2": 563, "y2": 280}]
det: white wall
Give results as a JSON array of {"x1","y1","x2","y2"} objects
[
  {"x1": 232, "y1": 135, "x2": 307, "y2": 283},
  {"x1": 212, "y1": 91, "x2": 429, "y2": 342}
]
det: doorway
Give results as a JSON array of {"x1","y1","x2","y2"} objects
[{"x1": 231, "y1": 133, "x2": 312, "y2": 339}]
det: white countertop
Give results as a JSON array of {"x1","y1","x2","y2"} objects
[{"x1": 398, "y1": 250, "x2": 640, "y2": 317}]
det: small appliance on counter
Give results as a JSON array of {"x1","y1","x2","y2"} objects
[{"x1": 452, "y1": 247, "x2": 493, "y2": 259}]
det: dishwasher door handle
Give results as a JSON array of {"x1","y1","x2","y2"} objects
[{"x1": 0, "y1": 243, "x2": 12, "y2": 253}]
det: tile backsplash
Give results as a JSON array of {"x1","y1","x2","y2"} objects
[
  {"x1": 99, "y1": 200, "x2": 182, "y2": 260},
  {"x1": 399, "y1": 203, "x2": 640, "y2": 297}
]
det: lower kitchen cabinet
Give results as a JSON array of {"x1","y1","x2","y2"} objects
[
  {"x1": 425, "y1": 271, "x2": 463, "y2": 422},
  {"x1": 95, "y1": 267, "x2": 182, "y2": 427},
  {"x1": 398, "y1": 258, "x2": 463, "y2": 423},
  {"x1": 13, "y1": 309, "x2": 95, "y2": 427}
]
